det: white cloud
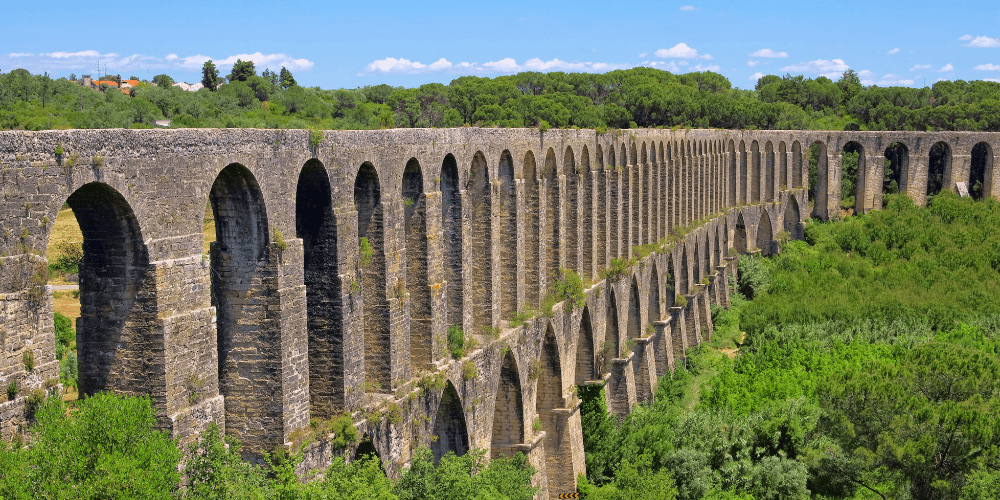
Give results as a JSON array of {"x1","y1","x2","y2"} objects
[
  {"x1": 679, "y1": 5, "x2": 696, "y2": 10},
  {"x1": 858, "y1": 70, "x2": 877, "y2": 85},
  {"x1": 910, "y1": 64, "x2": 932, "y2": 71},
  {"x1": 165, "y1": 54, "x2": 178, "y2": 60},
  {"x1": 654, "y1": 43, "x2": 711, "y2": 59},
  {"x1": 749, "y1": 48, "x2": 788, "y2": 58},
  {"x1": 41, "y1": 50, "x2": 117, "y2": 59},
  {"x1": 8, "y1": 52, "x2": 33, "y2": 57},
  {"x1": 749, "y1": 72, "x2": 764, "y2": 81},
  {"x1": 638, "y1": 52, "x2": 647, "y2": 58},
  {"x1": 985, "y1": 78, "x2": 1000, "y2": 82},
  {"x1": 780, "y1": 58, "x2": 850, "y2": 78},
  {"x1": 0, "y1": 50, "x2": 314, "y2": 76},
  {"x1": 887, "y1": 48, "x2": 900, "y2": 55},
  {"x1": 747, "y1": 60, "x2": 759, "y2": 67},
  {"x1": 876, "y1": 74, "x2": 914, "y2": 86},
  {"x1": 960, "y1": 35, "x2": 974, "y2": 41},
  {"x1": 215, "y1": 52, "x2": 314, "y2": 72},
  {"x1": 975, "y1": 63, "x2": 1000, "y2": 71},
  {"x1": 691, "y1": 63, "x2": 720, "y2": 72},
  {"x1": 937, "y1": 63, "x2": 954, "y2": 72},
  {"x1": 963, "y1": 36, "x2": 1000, "y2": 48},
  {"x1": 364, "y1": 56, "x2": 632, "y2": 75}
]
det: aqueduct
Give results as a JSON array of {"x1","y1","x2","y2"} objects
[{"x1": 1, "y1": 127, "x2": 998, "y2": 496}]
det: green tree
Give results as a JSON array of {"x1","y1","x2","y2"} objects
[
  {"x1": 278, "y1": 66, "x2": 296, "y2": 89},
  {"x1": 227, "y1": 59, "x2": 256, "y2": 83},
  {"x1": 152, "y1": 74, "x2": 174, "y2": 88},
  {"x1": 201, "y1": 60, "x2": 220, "y2": 91}
]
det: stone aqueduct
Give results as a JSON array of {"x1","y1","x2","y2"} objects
[{"x1": 1, "y1": 127, "x2": 998, "y2": 495}]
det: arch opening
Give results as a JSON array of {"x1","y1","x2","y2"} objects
[
  {"x1": 581, "y1": 147, "x2": 594, "y2": 280},
  {"x1": 757, "y1": 210, "x2": 774, "y2": 256},
  {"x1": 544, "y1": 148, "x2": 561, "y2": 292},
  {"x1": 765, "y1": 141, "x2": 775, "y2": 201},
  {"x1": 927, "y1": 141, "x2": 951, "y2": 200},
  {"x1": 491, "y1": 351, "x2": 525, "y2": 459},
  {"x1": 441, "y1": 155, "x2": 464, "y2": 327},
  {"x1": 792, "y1": 141, "x2": 802, "y2": 189},
  {"x1": 841, "y1": 141, "x2": 865, "y2": 214},
  {"x1": 783, "y1": 196, "x2": 802, "y2": 241},
  {"x1": 750, "y1": 141, "x2": 761, "y2": 203},
  {"x1": 469, "y1": 152, "x2": 493, "y2": 331},
  {"x1": 576, "y1": 307, "x2": 596, "y2": 385},
  {"x1": 883, "y1": 142, "x2": 908, "y2": 203},
  {"x1": 297, "y1": 159, "x2": 344, "y2": 415},
  {"x1": 734, "y1": 213, "x2": 748, "y2": 254},
  {"x1": 649, "y1": 264, "x2": 661, "y2": 323},
  {"x1": 778, "y1": 142, "x2": 788, "y2": 190},
  {"x1": 565, "y1": 147, "x2": 578, "y2": 275},
  {"x1": 971, "y1": 142, "x2": 992, "y2": 201},
  {"x1": 605, "y1": 289, "x2": 620, "y2": 368},
  {"x1": 739, "y1": 141, "x2": 748, "y2": 205},
  {"x1": 809, "y1": 142, "x2": 830, "y2": 220},
  {"x1": 627, "y1": 277, "x2": 650, "y2": 402},
  {"x1": 499, "y1": 151, "x2": 517, "y2": 318},
  {"x1": 403, "y1": 158, "x2": 431, "y2": 371},
  {"x1": 355, "y1": 162, "x2": 390, "y2": 393},
  {"x1": 431, "y1": 381, "x2": 470, "y2": 463}
]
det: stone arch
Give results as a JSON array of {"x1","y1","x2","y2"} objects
[
  {"x1": 627, "y1": 276, "x2": 642, "y2": 342},
  {"x1": 883, "y1": 142, "x2": 908, "y2": 203},
  {"x1": 606, "y1": 287, "x2": 620, "y2": 363},
  {"x1": 713, "y1": 223, "x2": 722, "y2": 265},
  {"x1": 581, "y1": 145, "x2": 594, "y2": 280},
  {"x1": 641, "y1": 142, "x2": 648, "y2": 165},
  {"x1": 297, "y1": 159, "x2": 344, "y2": 415},
  {"x1": 971, "y1": 142, "x2": 992, "y2": 201},
  {"x1": 441, "y1": 154, "x2": 464, "y2": 327},
  {"x1": 608, "y1": 144, "x2": 616, "y2": 168},
  {"x1": 693, "y1": 240, "x2": 702, "y2": 285},
  {"x1": 679, "y1": 246, "x2": 690, "y2": 296},
  {"x1": 610, "y1": 150, "x2": 621, "y2": 260},
  {"x1": 538, "y1": 322, "x2": 573, "y2": 490},
  {"x1": 499, "y1": 151, "x2": 517, "y2": 319},
  {"x1": 402, "y1": 159, "x2": 431, "y2": 371},
  {"x1": 734, "y1": 212, "x2": 748, "y2": 254},
  {"x1": 649, "y1": 262, "x2": 661, "y2": 322},
  {"x1": 810, "y1": 141, "x2": 830, "y2": 220},
  {"x1": 842, "y1": 141, "x2": 866, "y2": 214},
  {"x1": 431, "y1": 380, "x2": 470, "y2": 463},
  {"x1": 545, "y1": 148, "x2": 560, "y2": 290},
  {"x1": 576, "y1": 306, "x2": 596, "y2": 385},
  {"x1": 523, "y1": 151, "x2": 540, "y2": 307},
  {"x1": 355, "y1": 162, "x2": 390, "y2": 393},
  {"x1": 627, "y1": 276, "x2": 651, "y2": 402},
  {"x1": 630, "y1": 144, "x2": 640, "y2": 248},
  {"x1": 491, "y1": 350, "x2": 525, "y2": 459},
  {"x1": 764, "y1": 141, "x2": 775, "y2": 201},
  {"x1": 630, "y1": 142, "x2": 638, "y2": 166},
  {"x1": 353, "y1": 441, "x2": 381, "y2": 463},
  {"x1": 565, "y1": 146, "x2": 579, "y2": 275},
  {"x1": 641, "y1": 144, "x2": 650, "y2": 244},
  {"x1": 739, "y1": 140, "x2": 748, "y2": 204},
  {"x1": 619, "y1": 143, "x2": 627, "y2": 169},
  {"x1": 750, "y1": 140, "x2": 761, "y2": 203},
  {"x1": 469, "y1": 152, "x2": 493, "y2": 331},
  {"x1": 783, "y1": 195, "x2": 802, "y2": 241},
  {"x1": 778, "y1": 141, "x2": 787, "y2": 190},
  {"x1": 596, "y1": 147, "x2": 608, "y2": 269},
  {"x1": 757, "y1": 210, "x2": 774, "y2": 256},
  {"x1": 792, "y1": 141, "x2": 803, "y2": 188},
  {"x1": 69, "y1": 182, "x2": 159, "y2": 410},
  {"x1": 211, "y1": 163, "x2": 286, "y2": 449},
  {"x1": 927, "y1": 141, "x2": 951, "y2": 200},
  {"x1": 664, "y1": 257, "x2": 676, "y2": 308},
  {"x1": 728, "y1": 139, "x2": 737, "y2": 205}
]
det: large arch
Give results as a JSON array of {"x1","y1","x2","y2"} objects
[
  {"x1": 523, "y1": 152, "x2": 540, "y2": 307},
  {"x1": 403, "y1": 159, "x2": 431, "y2": 371},
  {"x1": 927, "y1": 141, "x2": 951, "y2": 200},
  {"x1": 356, "y1": 163, "x2": 390, "y2": 393},
  {"x1": 211, "y1": 163, "x2": 278, "y2": 447},
  {"x1": 70, "y1": 182, "x2": 159, "y2": 409},
  {"x1": 441, "y1": 154, "x2": 463, "y2": 327},
  {"x1": 491, "y1": 351, "x2": 524, "y2": 459},
  {"x1": 971, "y1": 142, "x2": 992, "y2": 201},
  {"x1": 792, "y1": 141, "x2": 803, "y2": 188},
  {"x1": 757, "y1": 210, "x2": 774, "y2": 256},
  {"x1": 627, "y1": 276, "x2": 650, "y2": 402},
  {"x1": 431, "y1": 381, "x2": 470, "y2": 463},
  {"x1": 810, "y1": 141, "x2": 830, "y2": 220},
  {"x1": 778, "y1": 142, "x2": 788, "y2": 190},
  {"x1": 595, "y1": 145, "x2": 607, "y2": 270},
  {"x1": 499, "y1": 151, "x2": 518, "y2": 318},
  {"x1": 764, "y1": 141, "x2": 776, "y2": 201},
  {"x1": 609, "y1": 155, "x2": 620, "y2": 260},
  {"x1": 842, "y1": 141, "x2": 866, "y2": 214},
  {"x1": 678, "y1": 246, "x2": 690, "y2": 296},
  {"x1": 739, "y1": 140, "x2": 748, "y2": 204},
  {"x1": 469, "y1": 152, "x2": 493, "y2": 331},
  {"x1": 783, "y1": 196, "x2": 802, "y2": 241},
  {"x1": 621, "y1": 147, "x2": 633, "y2": 253},
  {"x1": 565, "y1": 146, "x2": 579, "y2": 275},
  {"x1": 883, "y1": 142, "x2": 908, "y2": 203},
  {"x1": 580, "y1": 146, "x2": 594, "y2": 280},
  {"x1": 605, "y1": 288, "x2": 620, "y2": 365},
  {"x1": 640, "y1": 143, "x2": 649, "y2": 245},
  {"x1": 734, "y1": 213, "x2": 748, "y2": 254},
  {"x1": 728, "y1": 140, "x2": 738, "y2": 206},
  {"x1": 750, "y1": 141, "x2": 761, "y2": 203},
  {"x1": 297, "y1": 159, "x2": 344, "y2": 416},
  {"x1": 576, "y1": 307, "x2": 596, "y2": 385},
  {"x1": 538, "y1": 323, "x2": 573, "y2": 492},
  {"x1": 544, "y1": 148, "x2": 560, "y2": 291},
  {"x1": 649, "y1": 263, "x2": 661, "y2": 323}
]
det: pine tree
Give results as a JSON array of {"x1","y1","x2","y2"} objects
[
  {"x1": 201, "y1": 60, "x2": 220, "y2": 91},
  {"x1": 279, "y1": 66, "x2": 296, "y2": 89}
]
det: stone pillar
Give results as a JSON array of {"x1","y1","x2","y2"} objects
[
  {"x1": 511, "y1": 432, "x2": 549, "y2": 497},
  {"x1": 694, "y1": 283, "x2": 713, "y2": 342},
  {"x1": 651, "y1": 320, "x2": 673, "y2": 377},
  {"x1": 683, "y1": 294, "x2": 701, "y2": 349},
  {"x1": 866, "y1": 155, "x2": 886, "y2": 212},
  {"x1": 904, "y1": 153, "x2": 928, "y2": 207},
  {"x1": 667, "y1": 306, "x2": 686, "y2": 368},
  {"x1": 950, "y1": 154, "x2": 972, "y2": 195},
  {"x1": 716, "y1": 265, "x2": 731, "y2": 308},
  {"x1": 607, "y1": 354, "x2": 635, "y2": 421},
  {"x1": 632, "y1": 336, "x2": 656, "y2": 403},
  {"x1": 547, "y1": 402, "x2": 587, "y2": 497}
]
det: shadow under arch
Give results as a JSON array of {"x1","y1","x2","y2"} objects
[
  {"x1": 809, "y1": 141, "x2": 830, "y2": 220},
  {"x1": 469, "y1": 151, "x2": 493, "y2": 330},
  {"x1": 403, "y1": 158, "x2": 431, "y2": 370},
  {"x1": 70, "y1": 182, "x2": 161, "y2": 413},
  {"x1": 523, "y1": 151, "x2": 540, "y2": 307},
  {"x1": 883, "y1": 142, "x2": 908, "y2": 203},
  {"x1": 971, "y1": 142, "x2": 993, "y2": 201},
  {"x1": 649, "y1": 262, "x2": 661, "y2": 322},
  {"x1": 576, "y1": 306, "x2": 596, "y2": 384},
  {"x1": 580, "y1": 145, "x2": 594, "y2": 280},
  {"x1": 355, "y1": 162, "x2": 390, "y2": 393},
  {"x1": 927, "y1": 141, "x2": 952, "y2": 200},
  {"x1": 441, "y1": 154, "x2": 463, "y2": 327},
  {"x1": 431, "y1": 380, "x2": 470, "y2": 463},
  {"x1": 564, "y1": 146, "x2": 578, "y2": 275},
  {"x1": 544, "y1": 148, "x2": 560, "y2": 292},
  {"x1": 491, "y1": 350, "x2": 525, "y2": 459},
  {"x1": 627, "y1": 275, "x2": 650, "y2": 401},
  {"x1": 842, "y1": 141, "x2": 866, "y2": 214},
  {"x1": 757, "y1": 210, "x2": 774, "y2": 256},
  {"x1": 297, "y1": 159, "x2": 344, "y2": 416},
  {"x1": 734, "y1": 212, "x2": 748, "y2": 254},
  {"x1": 499, "y1": 151, "x2": 517, "y2": 318},
  {"x1": 783, "y1": 195, "x2": 803, "y2": 241}
]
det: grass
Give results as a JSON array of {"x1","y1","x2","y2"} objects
[
  {"x1": 675, "y1": 300, "x2": 747, "y2": 411},
  {"x1": 52, "y1": 291, "x2": 80, "y2": 330},
  {"x1": 47, "y1": 208, "x2": 82, "y2": 284},
  {"x1": 203, "y1": 202, "x2": 216, "y2": 255}
]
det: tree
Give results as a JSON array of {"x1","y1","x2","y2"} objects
[
  {"x1": 152, "y1": 74, "x2": 174, "y2": 88},
  {"x1": 279, "y1": 66, "x2": 296, "y2": 89},
  {"x1": 201, "y1": 60, "x2": 220, "y2": 91},
  {"x1": 227, "y1": 59, "x2": 256, "y2": 83}
]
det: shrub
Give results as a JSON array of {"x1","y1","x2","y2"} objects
[
  {"x1": 542, "y1": 267, "x2": 586, "y2": 316},
  {"x1": 447, "y1": 324, "x2": 466, "y2": 359},
  {"x1": 462, "y1": 360, "x2": 478, "y2": 380},
  {"x1": 359, "y1": 237, "x2": 373, "y2": 268}
]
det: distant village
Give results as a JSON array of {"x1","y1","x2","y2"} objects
[{"x1": 72, "y1": 74, "x2": 203, "y2": 93}]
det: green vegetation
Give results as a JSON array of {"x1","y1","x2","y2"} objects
[
  {"x1": 0, "y1": 392, "x2": 537, "y2": 499},
  {"x1": 580, "y1": 193, "x2": 1000, "y2": 500},
  {"x1": 542, "y1": 267, "x2": 586, "y2": 316},
  {"x1": 4, "y1": 67, "x2": 999, "y2": 132}
]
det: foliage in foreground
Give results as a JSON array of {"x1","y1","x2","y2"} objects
[{"x1": 0, "y1": 393, "x2": 537, "y2": 499}]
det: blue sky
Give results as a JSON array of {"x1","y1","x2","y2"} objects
[{"x1": 2, "y1": 0, "x2": 999, "y2": 89}]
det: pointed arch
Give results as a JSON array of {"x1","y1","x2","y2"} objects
[
  {"x1": 564, "y1": 146, "x2": 579, "y2": 275},
  {"x1": 810, "y1": 141, "x2": 830, "y2": 220},
  {"x1": 71, "y1": 182, "x2": 157, "y2": 405},
  {"x1": 792, "y1": 141, "x2": 803, "y2": 188},
  {"x1": 576, "y1": 307, "x2": 596, "y2": 385},
  {"x1": 971, "y1": 142, "x2": 993, "y2": 201},
  {"x1": 649, "y1": 263, "x2": 661, "y2": 322},
  {"x1": 539, "y1": 323, "x2": 575, "y2": 492},
  {"x1": 641, "y1": 146, "x2": 650, "y2": 244},
  {"x1": 627, "y1": 276, "x2": 642, "y2": 342},
  {"x1": 734, "y1": 213, "x2": 748, "y2": 254},
  {"x1": 728, "y1": 139, "x2": 738, "y2": 205},
  {"x1": 469, "y1": 152, "x2": 493, "y2": 330},
  {"x1": 750, "y1": 140, "x2": 761, "y2": 203},
  {"x1": 739, "y1": 140, "x2": 748, "y2": 204},
  {"x1": 693, "y1": 241, "x2": 702, "y2": 285},
  {"x1": 298, "y1": 159, "x2": 344, "y2": 415},
  {"x1": 664, "y1": 257, "x2": 676, "y2": 308},
  {"x1": 783, "y1": 196, "x2": 802, "y2": 241},
  {"x1": 630, "y1": 142, "x2": 638, "y2": 166},
  {"x1": 356, "y1": 162, "x2": 390, "y2": 392},
  {"x1": 544, "y1": 148, "x2": 561, "y2": 290},
  {"x1": 581, "y1": 145, "x2": 594, "y2": 280},
  {"x1": 679, "y1": 246, "x2": 690, "y2": 295},
  {"x1": 523, "y1": 151, "x2": 540, "y2": 307},
  {"x1": 778, "y1": 141, "x2": 788, "y2": 190},
  {"x1": 431, "y1": 381, "x2": 470, "y2": 463},
  {"x1": 606, "y1": 288, "x2": 620, "y2": 363},
  {"x1": 596, "y1": 146, "x2": 608, "y2": 269},
  {"x1": 627, "y1": 276, "x2": 650, "y2": 401},
  {"x1": 927, "y1": 141, "x2": 951, "y2": 199},
  {"x1": 402, "y1": 158, "x2": 431, "y2": 371},
  {"x1": 757, "y1": 210, "x2": 773, "y2": 256},
  {"x1": 499, "y1": 151, "x2": 517, "y2": 318},
  {"x1": 441, "y1": 154, "x2": 464, "y2": 327},
  {"x1": 883, "y1": 142, "x2": 908, "y2": 202},
  {"x1": 608, "y1": 144, "x2": 616, "y2": 168},
  {"x1": 765, "y1": 141, "x2": 775, "y2": 201},
  {"x1": 619, "y1": 143, "x2": 627, "y2": 169},
  {"x1": 492, "y1": 351, "x2": 525, "y2": 459},
  {"x1": 842, "y1": 141, "x2": 866, "y2": 214}
]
